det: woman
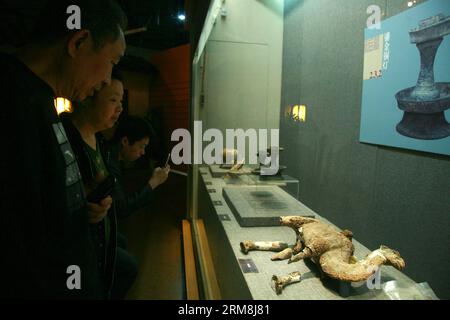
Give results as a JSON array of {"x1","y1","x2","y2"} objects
[{"x1": 61, "y1": 70, "x2": 135, "y2": 299}]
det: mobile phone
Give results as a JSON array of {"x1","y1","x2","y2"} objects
[
  {"x1": 87, "y1": 175, "x2": 116, "y2": 203},
  {"x1": 164, "y1": 153, "x2": 170, "y2": 167}
]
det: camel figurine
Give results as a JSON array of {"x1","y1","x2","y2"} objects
[{"x1": 240, "y1": 216, "x2": 406, "y2": 295}]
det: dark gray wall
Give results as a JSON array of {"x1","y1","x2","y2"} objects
[{"x1": 280, "y1": 0, "x2": 450, "y2": 299}]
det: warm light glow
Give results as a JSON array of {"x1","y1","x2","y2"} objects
[
  {"x1": 292, "y1": 105, "x2": 306, "y2": 122},
  {"x1": 54, "y1": 97, "x2": 73, "y2": 115}
]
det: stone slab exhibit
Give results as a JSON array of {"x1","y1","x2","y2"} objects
[{"x1": 223, "y1": 185, "x2": 315, "y2": 227}]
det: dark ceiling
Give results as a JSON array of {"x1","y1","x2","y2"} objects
[
  {"x1": 0, "y1": 0, "x2": 190, "y2": 50},
  {"x1": 0, "y1": 0, "x2": 211, "y2": 74},
  {"x1": 117, "y1": 0, "x2": 189, "y2": 50}
]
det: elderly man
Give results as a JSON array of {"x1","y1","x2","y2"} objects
[{"x1": 0, "y1": 0, "x2": 126, "y2": 299}]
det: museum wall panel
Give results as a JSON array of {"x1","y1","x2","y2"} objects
[{"x1": 199, "y1": 0, "x2": 284, "y2": 134}]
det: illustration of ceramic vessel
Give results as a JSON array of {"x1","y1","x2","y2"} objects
[{"x1": 395, "y1": 14, "x2": 450, "y2": 139}]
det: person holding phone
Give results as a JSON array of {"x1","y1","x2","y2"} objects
[
  {"x1": 0, "y1": 0, "x2": 126, "y2": 299},
  {"x1": 108, "y1": 115, "x2": 170, "y2": 219},
  {"x1": 61, "y1": 69, "x2": 135, "y2": 299}
]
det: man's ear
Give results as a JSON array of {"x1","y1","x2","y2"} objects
[
  {"x1": 121, "y1": 137, "x2": 129, "y2": 147},
  {"x1": 67, "y1": 30, "x2": 91, "y2": 58}
]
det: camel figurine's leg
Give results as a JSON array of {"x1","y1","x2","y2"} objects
[
  {"x1": 271, "y1": 248, "x2": 293, "y2": 260},
  {"x1": 288, "y1": 247, "x2": 313, "y2": 264},
  {"x1": 271, "y1": 271, "x2": 302, "y2": 295},
  {"x1": 292, "y1": 238, "x2": 303, "y2": 254},
  {"x1": 271, "y1": 236, "x2": 303, "y2": 260},
  {"x1": 240, "y1": 241, "x2": 289, "y2": 254}
]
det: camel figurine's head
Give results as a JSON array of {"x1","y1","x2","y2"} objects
[
  {"x1": 279, "y1": 216, "x2": 316, "y2": 228},
  {"x1": 379, "y1": 245, "x2": 406, "y2": 270}
]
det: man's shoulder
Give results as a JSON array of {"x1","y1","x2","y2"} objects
[
  {"x1": 0, "y1": 53, "x2": 52, "y2": 95},
  {"x1": 0, "y1": 53, "x2": 27, "y2": 81},
  {"x1": 0, "y1": 53, "x2": 43, "y2": 105},
  {"x1": 0, "y1": 52, "x2": 18, "y2": 66},
  {"x1": 0, "y1": 54, "x2": 34, "y2": 119}
]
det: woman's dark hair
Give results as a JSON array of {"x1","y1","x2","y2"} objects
[
  {"x1": 34, "y1": 0, "x2": 127, "y2": 49},
  {"x1": 111, "y1": 67, "x2": 124, "y2": 83},
  {"x1": 71, "y1": 66, "x2": 124, "y2": 113},
  {"x1": 113, "y1": 116, "x2": 152, "y2": 145}
]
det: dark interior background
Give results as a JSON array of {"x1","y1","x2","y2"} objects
[
  {"x1": 0, "y1": 0, "x2": 188, "y2": 49},
  {"x1": 0, "y1": 0, "x2": 211, "y2": 64},
  {"x1": 0, "y1": 0, "x2": 212, "y2": 300}
]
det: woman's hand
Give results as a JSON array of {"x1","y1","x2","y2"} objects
[{"x1": 87, "y1": 196, "x2": 112, "y2": 224}]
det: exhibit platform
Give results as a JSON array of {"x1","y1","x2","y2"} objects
[{"x1": 197, "y1": 165, "x2": 425, "y2": 300}]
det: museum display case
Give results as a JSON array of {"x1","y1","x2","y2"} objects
[
  {"x1": 185, "y1": 0, "x2": 446, "y2": 300},
  {"x1": 194, "y1": 165, "x2": 433, "y2": 299}
]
